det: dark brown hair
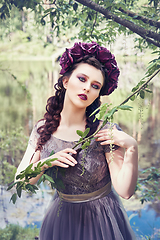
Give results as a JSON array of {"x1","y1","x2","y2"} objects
[{"x1": 36, "y1": 56, "x2": 106, "y2": 151}]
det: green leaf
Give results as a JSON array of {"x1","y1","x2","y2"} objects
[
  {"x1": 41, "y1": 18, "x2": 46, "y2": 26},
  {"x1": 7, "y1": 182, "x2": 17, "y2": 190},
  {"x1": 40, "y1": 158, "x2": 57, "y2": 167},
  {"x1": 37, "y1": 161, "x2": 42, "y2": 168},
  {"x1": 37, "y1": 175, "x2": 44, "y2": 185},
  {"x1": 106, "y1": 107, "x2": 118, "y2": 118},
  {"x1": 25, "y1": 184, "x2": 35, "y2": 193},
  {"x1": 131, "y1": 80, "x2": 146, "y2": 92},
  {"x1": 83, "y1": 128, "x2": 90, "y2": 138},
  {"x1": 76, "y1": 130, "x2": 84, "y2": 137},
  {"x1": 32, "y1": 185, "x2": 39, "y2": 190},
  {"x1": 117, "y1": 105, "x2": 133, "y2": 111},
  {"x1": 144, "y1": 88, "x2": 152, "y2": 93},
  {"x1": 89, "y1": 103, "x2": 111, "y2": 118},
  {"x1": 10, "y1": 193, "x2": 17, "y2": 204},
  {"x1": 16, "y1": 172, "x2": 25, "y2": 180},
  {"x1": 45, "y1": 161, "x2": 52, "y2": 167},
  {"x1": 43, "y1": 174, "x2": 55, "y2": 183},
  {"x1": 73, "y1": 2, "x2": 78, "y2": 11},
  {"x1": 89, "y1": 106, "x2": 101, "y2": 117},
  {"x1": 132, "y1": 86, "x2": 139, "y2": 92},
  {"x1": 95, "y1": 105, "x2": 109, "y2": 120},
  {"x1": 130, "y1": 95, "x2": 136, "y2": 101},
  {"x1": 16, "y1": 183, "x2": 22, "y2": 198},
  {"x1": 81, "y1": 140, "x2": 91, "y2": 150},
  {"x1": 140, "y1": 90, "x2": 145, "y2": 99},
  {"x1": 77, "y1": 137, "x2": 83, "y2": 144},
  {"x1": 49, "y1": 150, "x2": 55, "y2": 156},
  {"x1": 25, "y1": 163, "x2": 33, "y2": 172}
]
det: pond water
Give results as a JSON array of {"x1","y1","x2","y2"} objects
[{"x1": 0, "y1": 59, "x2": 160, "y2": 239}]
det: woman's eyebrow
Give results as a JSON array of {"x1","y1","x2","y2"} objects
[
  {"x1": 94, "y1": 81, "x2": 102, "y2": 86},
  {"x1": 79, "y1": 73, "x2": 102, "y2": 86}
]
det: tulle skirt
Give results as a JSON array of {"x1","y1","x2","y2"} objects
[{"x1": 39, "y1": 190, "x2": 136, "y2": 240}]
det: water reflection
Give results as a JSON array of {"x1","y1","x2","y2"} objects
[{"x1": 0, "y1": 60, "x2": 160, "y2": 239}]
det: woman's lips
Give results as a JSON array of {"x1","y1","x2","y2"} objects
[{"x1": 78, "y1": 94, "x2": 88, "y2": 100}]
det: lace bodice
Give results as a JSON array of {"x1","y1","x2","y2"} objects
[{"x1": 29, "y1": 121, "x2": 120, "y2": 194}]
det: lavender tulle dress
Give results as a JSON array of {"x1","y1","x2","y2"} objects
[{"x1": 29, "y1": 122, "x2": 136, "y2": 240}]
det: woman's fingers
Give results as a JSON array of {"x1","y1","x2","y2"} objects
[
  {"x1": 95, "y1": 126, "x2": 136, "y2": 149},
  {"x1": 99, "y1": 140, "x2": 115, "y2": 145},
  {"x1": 52, "y1": 160, "x2": 70, "y2": 168},
  {"x1": 42, "y1": 161, "x2": 69, "y2": 170},
  {"x1": 95, "y1": 130, "x2": 112, "y2": 141},
  {"x1": 95, "y1": 126, "x2": 120, "y2": 146},
  {"x1": 49, "y1": 148, "x2": 78, "y2": 168},
  {"x1": 55, "y1": 155, "x2": 76, "y2": 166}
]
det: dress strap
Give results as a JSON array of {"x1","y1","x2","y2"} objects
[{"x1": 57, "y1": 182, "x2": 111, "y2": 203}]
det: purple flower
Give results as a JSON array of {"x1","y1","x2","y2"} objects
[
  {"x1": 96, "y1": 46, "x2": 113, "y2": 64},
  {"x1": 80, "y1": 42, "x2": 98, "y2": 54},
  {"x1": 60, "y1": 49, "x2": 74, "y2": 74},
  {"x1": 59, "y1": 41, "x2": 120, "y2": 95},
  {"x1": 70, "y1": 43, "x2": 84, "y2": 60}
]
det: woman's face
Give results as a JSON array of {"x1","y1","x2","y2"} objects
[{"x1": 63, "y1": 63, "x2": 104, "y2": 109}]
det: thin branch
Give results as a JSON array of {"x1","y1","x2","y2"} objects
[
  {"x1": 91, "y1": 11, "x2": 98, "y2": 37},
  {"x1": 118, "y1": 7, "x2": 160, "y2": 29},
  {"x1": 73, "y1": 68, "x2": 160, "y2": 149},
  {"x1": 75, "y1": 0, "x2": 160, "y2": 44},
  {"x1": 120, "y1": 68, "x2": 160, "y2": 106}
]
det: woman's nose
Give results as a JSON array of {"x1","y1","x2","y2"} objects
[{"x1": 83, "y1": 82, "x2": 90, "y2": 92}]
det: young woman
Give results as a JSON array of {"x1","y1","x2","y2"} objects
[{"x1": 16, "y1": 42, "x2": 138, "y2": 240}]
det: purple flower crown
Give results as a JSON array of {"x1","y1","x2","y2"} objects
[{"x1": 60, "y1": 41, "x2": 120, "y2": 95}]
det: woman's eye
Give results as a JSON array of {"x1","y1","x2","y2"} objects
[
  {"x1": 92, "y1": 84, "x2": 100, "y2": 90},
  {"x1": 78, "y1": 77, "x2": 85, "y2": 82}
]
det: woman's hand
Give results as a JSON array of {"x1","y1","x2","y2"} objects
[
  {"x1": 95, "y1": 125, "x2": 137, "y2": 149},
  {"x1": 41, "y1": 148, "x2": 78, "y2": 171}
]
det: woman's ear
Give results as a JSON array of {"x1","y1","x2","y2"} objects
[{"x1": 63, "y1": 77, "x2": 69, "y2": 89}]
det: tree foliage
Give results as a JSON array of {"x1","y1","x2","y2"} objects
[{"x1": 0, "y1": 0, "x2": 160, "y2": 49}]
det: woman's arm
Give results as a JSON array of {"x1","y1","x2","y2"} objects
[
  {"x1": 95, "y1": 125, "x2": 138, "y2": 199},
  {"x1": 15, "y1": 146, "x2": 78, "y2": 185},
  {"x1": 15, "y1": 120, "x2": 77, "y2": 185},
  {"x1": 29, "y1": 148, "x2": 78, "y2": 185}
]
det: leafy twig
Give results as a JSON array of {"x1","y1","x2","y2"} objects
[
  {"x1": 120, "y1": 68, "x2": 160, "y2": 105},
  {"x1": 135, "y1": 167, "x2": 160, "y2": 204},
  {"x1": 7, "y1": 152, "x2": 57, "y2": 204},
  {"x1": 73, "y1": 67, "x2": 160, "y2": 150}
]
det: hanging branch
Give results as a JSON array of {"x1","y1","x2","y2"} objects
[
  {"x1": 120, "y1": 68, "x2": 160, "y2": 106},
  {"x1": 90, "y1": 11, "x2": 98, "y2": 37}
]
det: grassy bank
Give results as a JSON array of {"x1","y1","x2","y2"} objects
[{"x1": 0, "y1": 224, "x2": 39, "y2": 240}]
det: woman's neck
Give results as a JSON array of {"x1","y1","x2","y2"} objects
[
  {"x1": 52, "y1": 105, "x2": 86, "y2": 141},
  {"x1": 60, "y1": 107, "x2": 86, "y2": 127}
]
